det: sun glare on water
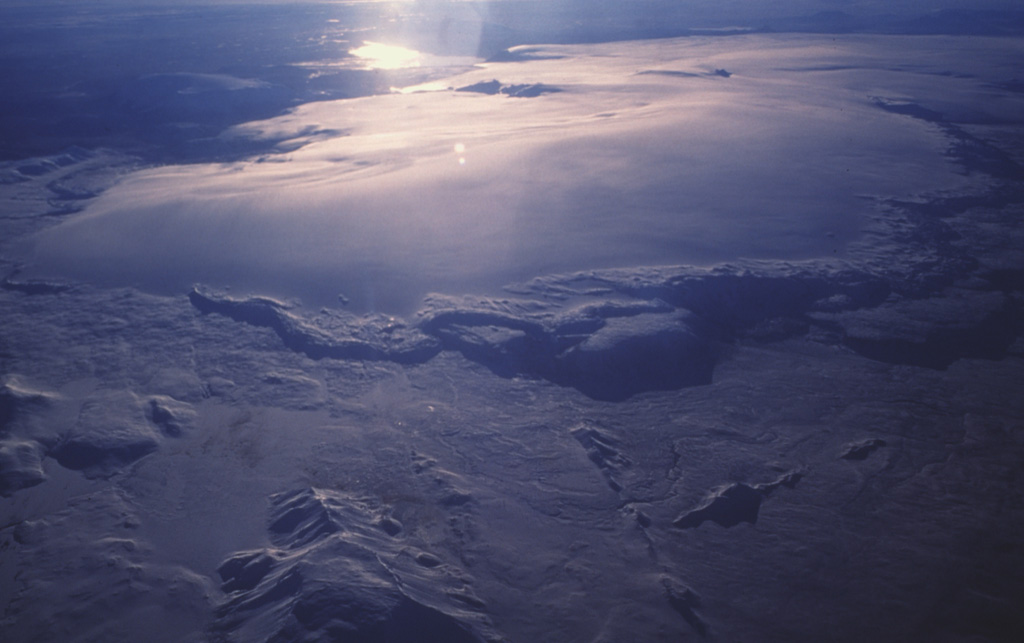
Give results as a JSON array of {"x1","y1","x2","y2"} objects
[{"x1": 350, "y1": 41, "x2": 423, "y2": 70}]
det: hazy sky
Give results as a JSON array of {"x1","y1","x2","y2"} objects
[{"x1": 15, "y1": 0, "x2": 1023, "y2": 9}]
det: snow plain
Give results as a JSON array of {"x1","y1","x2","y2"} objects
[
  {"x1": 2, "y1": 8, "x2": 1024, "y2": 643},
  {"x1": 22, "y1": 34, "x2": 1005, "y2": 313}
]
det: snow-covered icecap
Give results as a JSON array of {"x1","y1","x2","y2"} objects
[{"x1": 23, "y1": 34, "x2": 1019, "y2": 313}]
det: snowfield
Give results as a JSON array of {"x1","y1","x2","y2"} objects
[
  {"x1": 2, "y1": 22, "x2": 1024, "y2": 643},
  {"x1": 23, "y1": 34, "x2": 1011, "y2": 312}
]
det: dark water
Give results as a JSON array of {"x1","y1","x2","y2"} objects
[
  {"x1": 0, "y1": 2, "x2": 676, "y2": 163},
  {"x1": 0, "y1": 3, "x2": 432, "y2": 163},
  {"x1": 4, "y1": 2, "x2": 1021, "y2": 163}
]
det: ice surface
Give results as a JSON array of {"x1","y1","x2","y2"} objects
[
  {"x1": 673, "y1": 471, "x2": 802, "y2": 529},
  {"x1": 673, "y1": 483, "x2": 765, "y2": 528},
  {"x1": 0, "y1": 377, "x2": 61, "y2": 495},
  {"x1": 214, "y1": 487, "x2": 494, "y2": 641},
  {"x1": 25, "y1": 34, "x2": 1012, "y2": 313},
  {"x1": 840, "y1": 438, "x2": 887, "y2": 460},
  {"x1": 50, "y1": 391, "x2": 190, "y2": 478},
  {"x1": 189, "y1": 287, "x2": 442, "y2": 363},
  {"x1": 2, "y1": 17, "x2": 1024, "y2": 643},
  {"x1": 2, "y1": 488, "x2": 214, "y2": 643}
]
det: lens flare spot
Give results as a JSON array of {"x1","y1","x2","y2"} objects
[{"x1": 453, "y1": 142, "x2": 468, "y2": 166}]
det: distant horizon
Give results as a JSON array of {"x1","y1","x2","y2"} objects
[{"x1": 7, "y1": 0, "x2": 1024, "y2": 12}]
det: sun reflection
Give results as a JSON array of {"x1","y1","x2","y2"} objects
[
  {"x1": 391, "y1": 80, "x2": 451, "y2": 95},
  {"x1": 454, "y1": 142, "x2": 467, "y2": 166},
  {"x1": 349, "y1": 41, "x2": 423, "y2": 70}
]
